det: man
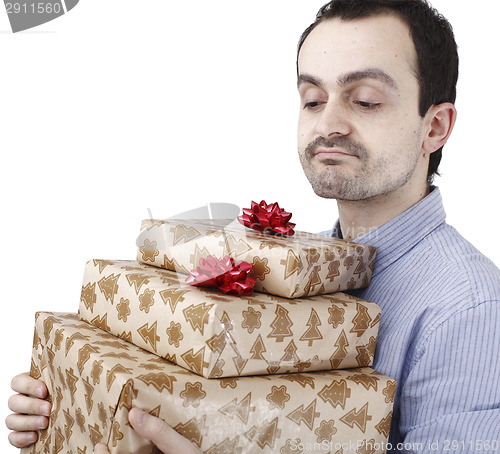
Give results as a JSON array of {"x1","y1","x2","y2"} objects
[{"x1": 7, "y1": 0, "x2": 500, "y2": 452}]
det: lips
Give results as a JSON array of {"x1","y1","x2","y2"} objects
[{"x1": 314, "y1": 147, "x2": 354, "y2": 158}]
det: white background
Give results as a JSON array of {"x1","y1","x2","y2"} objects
[{"x1": 0, "y1": 0, "x2": 498, "y2": 451}]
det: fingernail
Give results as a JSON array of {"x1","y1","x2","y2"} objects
[
  {"x1": 35, "y1": 387, "x2": 45, "y2": 398},
  {"x1": 25, "y1": 432, "x2": 37, "y2": 443},
  {"x1": 40, "y1": 402, "x2": 51, "y2": 416},
  {"x1": 135, "y1": 408, "x2": 146, "y2": 425},
  {"x1": 37, "y1": 417, "x2": 48, "y2": 429}
]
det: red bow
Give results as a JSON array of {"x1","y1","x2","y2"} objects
[
  {"x1": 238, "y1": 200, "x2": 295, "y2": 236},
  {"x1": 185, "y1": 255, "x2": 256, "y2": 296}
]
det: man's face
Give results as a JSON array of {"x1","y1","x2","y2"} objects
[{"x1": 297, "y1": 15, "x2": 428, "y2": 201}]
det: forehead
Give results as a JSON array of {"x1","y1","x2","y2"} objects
[{"x1": 298, "y1": 14, "x2": 418, "y2": 88}]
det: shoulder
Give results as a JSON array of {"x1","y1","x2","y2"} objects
[{"x1": 408, "y1": 222, "x2": 500, "y2": 335}]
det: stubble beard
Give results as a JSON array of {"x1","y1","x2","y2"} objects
[{"x1": 299, "y1": 136, "x2": 420, "y2": 201}]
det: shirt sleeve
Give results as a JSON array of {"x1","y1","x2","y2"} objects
[{"x1": 396, "y1": 300, "x2": 500, "y2": 453}]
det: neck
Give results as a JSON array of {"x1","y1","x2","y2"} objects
[{"x1": 337, "y1": 182, "x2": 430, "y2": 241}]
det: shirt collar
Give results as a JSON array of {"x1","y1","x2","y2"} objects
[{"x1": 331, "y1": 187, "x2": 446, "y2": 277}]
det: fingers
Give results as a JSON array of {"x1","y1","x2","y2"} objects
[
  {"x1": 7, "y1": 373, "x2": 51, "y2": 448},
  {"x1": 94, "y1": 443, "x2": 110, "y2": 453},
  {"x1": 128, "y1": 408, "x2": 202, "y2": 454},
  {"x1": 8, "y1": 393, "x2": 51, "y2": 416},
  {"x1": 11, "y1": 373, "x2": 48, "y2": 399},
  {"x1": 5, "y1": 413, "x2": 49, "y2": 431},
  {"x1": 7, "y1": 430, "x2": 38, "y2": 448}
]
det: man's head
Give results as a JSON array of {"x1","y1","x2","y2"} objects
[{"x1": 297, "y1": 0, "x2": 458, "y2": 201}]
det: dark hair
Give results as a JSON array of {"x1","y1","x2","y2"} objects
[{"x1": 297, "y1": 0, "x2": 459, "y2": 184}]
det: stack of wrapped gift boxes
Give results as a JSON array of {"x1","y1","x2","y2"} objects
[{"x1": 23, "y1": 212, "x2": 396, "y2": 454}]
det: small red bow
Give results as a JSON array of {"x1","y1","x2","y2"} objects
[
  {"x1": 185, "y1": 255, "x2": 256, "y2": 296},
  {"x1": 238, "y1": 200, "x2": 295, "y2": 236}
]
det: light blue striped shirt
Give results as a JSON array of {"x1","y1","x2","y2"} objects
[{"x1": 326, "y1": 187, "x2": 500, "y2": 453}]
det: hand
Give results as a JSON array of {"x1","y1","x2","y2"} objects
[
  {"x1": 94, "y1": 407, "x2": 202, "y2": 454},
  {"x1": 6, "y1": 372, "x2": 51, "y2": 448}
]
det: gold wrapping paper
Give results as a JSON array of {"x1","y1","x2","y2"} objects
[
  {"x1": 23, "y1": 312, "x2": 396, "y2": 454},
  {"x1": 78, "y1": 259, "x2": 381, "y2": 378},
  {"x1": 136, "y1": 219, "x2": 377, "y2": 298}
]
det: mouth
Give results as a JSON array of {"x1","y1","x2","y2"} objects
[{"x1": 314, "y1": 147, "x2": 355, "y2": 159}]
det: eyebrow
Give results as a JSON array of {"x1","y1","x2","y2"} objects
[{"x1": 297, "y1": 68, "x2": 398, "y2": 90}]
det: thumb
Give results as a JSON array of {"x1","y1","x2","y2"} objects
[{"x1": 128, "y1": 407, "x2": 202, "y2": 454}]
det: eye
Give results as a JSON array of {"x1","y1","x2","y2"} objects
[
  {"x1": 353, "y1": 100, "x2": 381, "y2": 110},
  {"x1": 303, "y1": 101, "x2": 324, "y2": 110}
]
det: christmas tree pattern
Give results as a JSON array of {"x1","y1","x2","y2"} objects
[
  {"x1": 244, "y1": 417, "x2": 281, "y2": 449},
  {"x1": 355, "y1": 345, "x2": 372, "y2": 367},
  {"x1": 382, "y1": 380, "x2": 397, "y2": 403},
  {"x1": 190, "y1": 244, "x2": 212, "y2": 268},
  {"x1": 304, "y1": 248, "x2": 321, "y2": 267},
  {"x1": 159, "y1": 288, "x2": 190, "y2": 314},
  {"x1": 97, "y1": 274, "x2": 121, "y2": 304},
  {"x1": 353, "y1": 254, "x2": 367, "y2": 278},
  {"x1": 299, "y1": 308, "x2": 323, "y2": 346},
  {"x1": 205, "y1": 436, "x2": 242, "y2": 454},
  {"x1": 63, "y1": 409, "x2": 74, "y2": 441},
  {"x1": 181, "y1": 347, "x2": 209, "y2": 376},
  {"x1": 173, "y1": 416, "x2": 205, "y2": 448},
  {"x1": 218, "y1": 392, "x2": 255, "y2": 423},
  {"x1": 137, "y1": 372, "x2": 177, "y2": 394},
  {"x1": 82, "y1": 377, "x2": 94, "y2": 414},
  {"x1": 137, "y1": 322, "x2": 160, "y2": 352},
  {"x1": 330, "y1": 330, "x2": 349, "y2": 369},
  {"x1": 93, "y1": 259, "x2": 114, "y2": 273},
  {"x1": 267, "y1": 305, "x2": 293, "y2": 343},
  {"x1": 318, "y1": 379, "x2": 352, "y2": 410},
  {"x1": 80, "y1": 282, "x2": 97, "y2": 312},
  {"x1": 77, "y1": 343, "x2": 100, "y2": 375},
  {"x1": 97, "y1": 401, "x2": 108, "y2": 430},
  {"x1": 224, "y1": 235, "x2": 252, "y2": 258},
  {"x1": 249, "y1": 335, "x2": 267, "y2": 361},
  {"x1": 303, "y1": 265, "x2": 322, "y2": 294},
  {"x1": 357, "y1": 439, "x2": 377, "y2": 454},
  {"x1": 171, "y1": 224, "x2": 201, "y2": 245},
  {"x1": 125, "y1": 273, "x2": 150, "y2": 295},
  {"x1": 339, "y1": 403, "x2": 372, "y2": 432},
  {"x1": 326, "y1": 260, "x2": 341, "y2": 282},
  {"x1": 163, "y1": 255, "x2": 190, "y2": 275},
  {"x1": 183, "y1": 303, "x2": 214, "y2": 335},
  {"x1": 206, "y1": 331, "x2": 227, "y2": 355},
  {"x1": 280, "y1": 340, "x2": 300, "y2": 364},
  {"x1": 280, "y1": 249, "x2": 302, "y2": 280},
  {"x1": 375, "y1": 412, "x2": 393, "y2": 438},
  {"x1": 286, "y1": 399, "x2": 320, "y2": 430},
  {"x1": 350, "y1": 303, "x2": 372, "y2": 337},
  {"x1": 54, "y1": 426, "x2": 64, "y2": 453}
]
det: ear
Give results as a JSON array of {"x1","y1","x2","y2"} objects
[{"x1": 422, "y1": 102, "x2": 457, "y2": 155}]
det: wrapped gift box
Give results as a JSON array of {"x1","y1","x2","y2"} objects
[
  {"x1": 23, "y1": 312, "x2": 396, "y2": 454},
  {"x1": 136, "y1": 219, "x2": 377, "y2": 298},
  {"x1": 78, "y1": 259, "x2": 381, "y2": 378}
]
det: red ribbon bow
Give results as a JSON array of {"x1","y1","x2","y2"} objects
[
  {"x1": 238, "y1": 200, "x2": 296, "y2": 236},
  {"x1": 185, "y1": 255, "x2": 256, "y2": 296}
]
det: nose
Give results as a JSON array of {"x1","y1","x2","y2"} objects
[{"x1": 315, "y1": 101, "x2": 351, "y2": 139}]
